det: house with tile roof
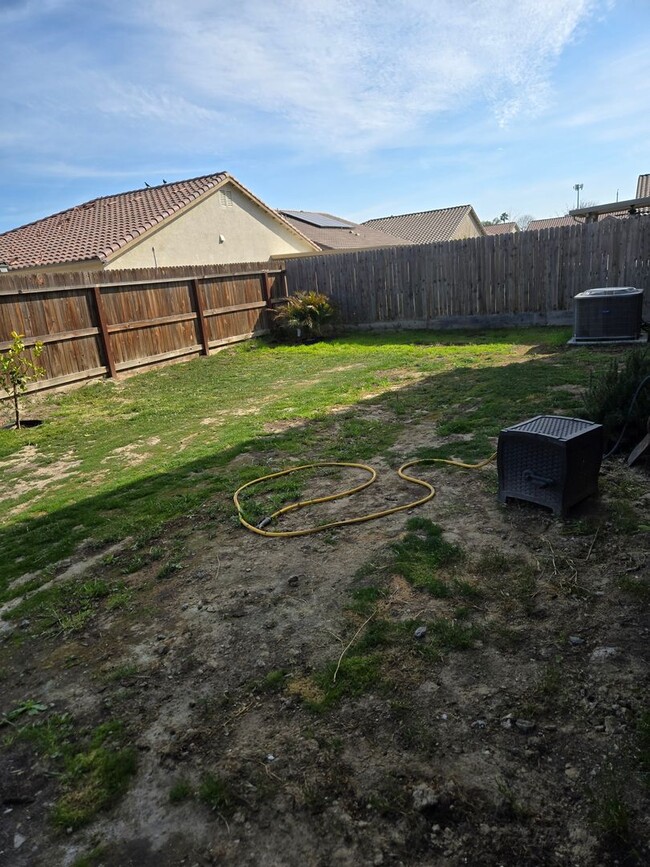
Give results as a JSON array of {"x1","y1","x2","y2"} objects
[
  {"x1": 529, "y1": 176, "x2": 650, "y2": 230},
  {"x1": 278, "y1": 210, "x2": 411, "y2": 251},
  {"x1": 0, "y1": 173, "x2": 318, "y2": 274},
  {"x1": 483, "y1": 221, "x2": 519, "y2": 236},
  {"x1": 526, "y1": 216, "x2": 578, "y2": 230},
  {"x1": 362, "y1": 205, "x2": 485, "y2": 244}
]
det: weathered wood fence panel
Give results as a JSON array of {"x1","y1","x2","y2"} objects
[
  {"x1": 0, "y1": 263, "x2": 286, "y2": 394},
  {"x1": 2, "y1": 220, "x2": 649, "y2": 398},
  {"x1": 286, "y1": 220, "x2": 650, "y2": 327}
]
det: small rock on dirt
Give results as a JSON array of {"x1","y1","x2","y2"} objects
[
  {"x1": 590, "y1": 646, "x2": 619, "y2": 664},
  {"x1": 412, "y1": 784, "x2": 439, "y2": 811},
  {"x1": 515, "y1": 719, "x2": 536, "y2": 733}
]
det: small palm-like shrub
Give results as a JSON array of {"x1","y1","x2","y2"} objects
[{"x1": 273, "y1": 292, "x2": 337, "y2": 342}]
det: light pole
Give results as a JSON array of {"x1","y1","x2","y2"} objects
[{"x1": 573, "y1": 183, "x2": 583, "y2": 209}]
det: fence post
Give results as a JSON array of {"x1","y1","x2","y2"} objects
[
  {"x1": 92, "y1": 284, "x2": 117, "y2": 378},
  {"x1": 261, "y1": 272, "x2": 274, "y2": 308},
  {"x1": 191, "y1": 278, "x2": 210, "y2": 355}
]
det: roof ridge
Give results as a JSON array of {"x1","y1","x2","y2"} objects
[
  {"x1": 0, "y1": 172, "x2": 228, "y2": 239},
  {"x1": 364, "y1": 204, "x2": 471, "y2": 222}
]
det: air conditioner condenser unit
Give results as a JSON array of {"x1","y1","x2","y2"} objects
[{"x1": 569, "y1": 287, "x2": 646, "y2": 345}]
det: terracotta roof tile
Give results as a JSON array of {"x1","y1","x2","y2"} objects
[
  {"x1": 484, "y1": 222, "x2": 519, "y2": 235},
  {"x1": 527, "y1": 211, "x2": 635, "y2": 230},
  {"x1": 526, "y1": 216, "x2": 578, "y2": 230},
  {"x1": 0, "y1": 173, "x2": 230, "y2": 270},
  {"x1": 362, "y1": 205, "x2": 484, "y2": 243}
]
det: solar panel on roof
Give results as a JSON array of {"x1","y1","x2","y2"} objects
[{"x1": 281, "y1": 210, "x2": 355, "y2": 229}]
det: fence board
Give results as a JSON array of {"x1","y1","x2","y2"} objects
[{"x1": 285, "y1": 219, "x2": 650, "y2": 327}]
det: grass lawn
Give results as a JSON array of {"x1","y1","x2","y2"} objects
[
  {"x1": 1, "y1": 326, "x2": 648, "y2": 866},
  {"x1": 0, "y1": 326, "x2": 618, "y2": 598}
]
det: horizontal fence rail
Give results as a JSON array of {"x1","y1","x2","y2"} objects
[
  {"x1": 0, "y1": 262, "x2": 287, "y2": 395},
  {"x1": 285, "y1": 219, "x2": 650, "y2": 328}
]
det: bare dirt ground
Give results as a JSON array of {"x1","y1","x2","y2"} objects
[{"x1": 1, "y1": 416, "x2": 649, "y2": 867}]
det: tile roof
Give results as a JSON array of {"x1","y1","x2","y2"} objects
[
  {"x1": 279, "y1": 210, "x2": 411, "y2": 250},
  {"x1": 0, "y1": 173, "x2": 315, "y2": 271},
  {"x1": 526, "y1": 216, "x2": 579, "y2": 230},
  {"x1": 362, "y1": 205, "x2": 484, "y2": 243},
  {"x1": 483, "y1": 221, "x2": 519, "y2": 235},
  {"x1": 636, "y1": 174, "x2": 650, "y2": 198}
]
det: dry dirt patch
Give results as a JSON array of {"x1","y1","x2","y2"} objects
[
  {"x1": 0, "y1": 447, "x2": 82, "y2": 517},
  {"x1": 0, "y1": 423, "x2": 648, "y2": 867}
]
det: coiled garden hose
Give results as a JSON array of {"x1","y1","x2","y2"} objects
[{"x1": 233, "y1": 454, "x2": 497, "y2": 538}]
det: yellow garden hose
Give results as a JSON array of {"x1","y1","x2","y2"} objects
[{"x1": 234, "y1": 453, "x2": 497, "y2": 538}]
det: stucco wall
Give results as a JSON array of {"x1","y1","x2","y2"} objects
[
  {"x1": 106, "y1": 182, "x2": 313, "y2": 270},
  {"x1": 451, "y1": 213, "x2": 483, "y2": 240}
]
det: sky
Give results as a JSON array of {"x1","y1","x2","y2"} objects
[{"x1": 1, "y1": 0, "x2": 649, "y2": 234}]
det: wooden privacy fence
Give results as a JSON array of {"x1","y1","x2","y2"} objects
[
  {"x1": 285, "y1": 218, "x2": 650, "y2": 328},
  {"x1": 0, "y1": 263, "x2": 287, "y2": 394},
  {"x1": 2, "y1": 219, "x2": 649, "y2": 397}
]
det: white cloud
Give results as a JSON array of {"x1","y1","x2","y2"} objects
[
  {"x1": 129, "y1": 0, "x2": 607, "y2": 152},
  {"x1": 0, "y1": 0, "x2": 619, "y2": 192},
  {"x1": 96, "y1": 81, "x2": 223, "y2": 125}
]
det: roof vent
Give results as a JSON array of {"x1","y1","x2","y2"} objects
[{"x1": 569, "y1": 287, "x2": 646, "y2": 344}]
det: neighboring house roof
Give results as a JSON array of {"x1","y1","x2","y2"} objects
[
  {"x1": 0, "y1": 173, "x2": 316, "y2": 271},
  {"x1": 483, "y1": 221, "x2": 519, "y2": 235},
  {"x1": 636, "y1": 174, "x2": 650, "y2": 198},
  {"x1": 278, "y1": 209, "x2": 411, "y2": 251},
  {"x1": 526, "y1": 216, "x2": 579, "y2": 230},
  {"x1": 362, "y1": 205, "x2": 485, "y2": 243}
]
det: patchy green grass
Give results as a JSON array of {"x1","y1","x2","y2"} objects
[
  {"x1": 0, "y1": 327, "x2": 624, "y2": 597},
  {"x1": 289, "y1": 514, "x2": 482, "y2": 713},
  {"x1": 4, "y1": 576, "x2": 133, "y2": 636},
  {"x1": 309, "y1": 654, "x2": 385, "y2": 710},
  {"x1": 1, "y1": 707, "x2": 136, "y2": 829},
  {"x1": 70, "y1": 846, "x2": 108, "y2": 867},
  {"x1": 198, "y1": 772, "x2": 240, "y2": 815},
  {"x1": 392, "y1": 516, "x2": 465, "y2": 594},
  {"x1": 169, "y1": 778, "x2": 193, "y2": 804}
]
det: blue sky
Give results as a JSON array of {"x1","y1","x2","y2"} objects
[{"x1": 1, "y1": 0, "x2": 649, "y2": 234}]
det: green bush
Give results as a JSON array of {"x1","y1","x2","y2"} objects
[
  {"x1": 583, "y1": 348, "x2": 650, "y2": 449},
  {"x1": 273, "y1": 291, "x2": 337, "y2": 342}
]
